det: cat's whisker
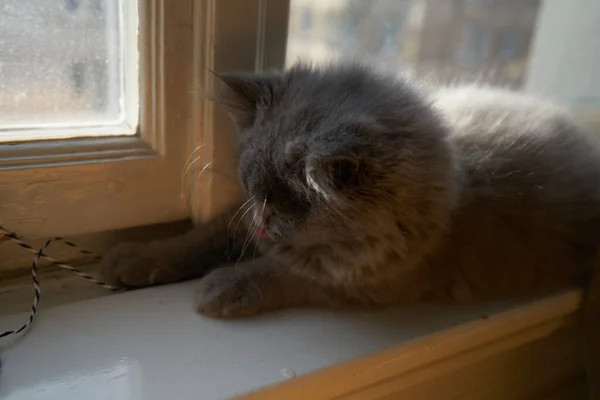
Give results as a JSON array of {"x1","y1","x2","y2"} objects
[
  {"x1": 237, "y1": 214, "x2": 259, "y2": 263},
  {"x1": 251, "y1": 199, "x2": 268, "y2": 264},
  {"x1": 181, "y1": 154, "x2": 204, "y2": 185},
  {"x1": 189, "y1": 160, "x2": 216, "y2": 220},
  {"x1": 226, "y1": 196, "x2": 256, "y2": 256},
  {"x1": 193, "y1": 160, "x2": 216, "y2": 186},
  {"x1": 184, "y1": 144, "x2": 205, "y2": 165},
  {"x1": 251, "y1": 234, "x2": 260, "y2": 264},
  {"x1": 180, "y1": 144, "x2": 206, "y2": 207},
  {"x1": 227, "y1": 196, "x2": 257, "y2": 239},
  {"x1": 182, "y1": 155, "x2": 204, "y2": 205},
  {"x1": 238, "y1": 199, "x2": 266, "y2": 264},
  {"x1": 181, "y1": 156, "x2": 215, "y2": 198},
  {"x1": 238, "y1": 227, "x2": 260, "y2": 265},
  {"x1": 230, "y1": 201, "x2": 255, "y2": 259},
  {"x1": 181, "y1": 145, "x2": 206, "y2": 181}
]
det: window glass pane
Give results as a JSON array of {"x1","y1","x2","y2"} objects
[
  {"x1": 286, "y1": 0, "x2": 600, "y2": 109},
  {"x1": 0, "y1": 0, "x2": 139, "y2": 141}
]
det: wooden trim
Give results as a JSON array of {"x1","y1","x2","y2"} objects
[
  {"x1": 189, "y1": 0, "x2": 291, "y2": 224},
  {"x1": 0, "y1": 136, "x2": 158, "y2": 169},
  {"x1": 236, "y1": 291, "x2": 585, "y2": 399},
  {"x1": 138, "y1": 0, "x2": 166, "y2": 156},
  {"x1": 0, "y1": 0, "x2": 288, "y2": 272},
  {"x1": 0, "y1": 0, "x2": 195, "y2": 239},
  {"x1": 0, "y1": 0, "x2": 154, "y2": 168}
]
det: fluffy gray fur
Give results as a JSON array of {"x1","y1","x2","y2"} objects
[{"x1": 99, "y1": 64, "x2": 600, "y2": 397}]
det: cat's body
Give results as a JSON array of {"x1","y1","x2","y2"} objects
[
  {"x1": 99, "y1": 64, "x2": 599, "y2": 397},
  {"x1": 425, "y1": 86, "x2": 600, "y2": 302}
]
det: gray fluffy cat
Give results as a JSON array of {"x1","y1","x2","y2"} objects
[{"x1": 99, "y1": 64, "x2": 599, "y2": 396}]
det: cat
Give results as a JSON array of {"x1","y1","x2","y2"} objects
[{"x1": 99, "y1": 63, "x2": 600, "y2": 397}]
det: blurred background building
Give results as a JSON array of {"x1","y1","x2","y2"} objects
[
  {"x1": 2, "y1": 0, "x2": 598, "y2": 127},
  {"x1": 286, "y1": 0, "x2": 541, "y2": 88}
]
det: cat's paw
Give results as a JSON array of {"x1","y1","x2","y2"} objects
[
  {"x1": 99, "y1": 242, "x2": 175, "y2": 288},
  {"x1": 195, "y1": 267, "x2": 267, "y2": 318}
]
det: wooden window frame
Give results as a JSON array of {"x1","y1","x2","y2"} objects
[
  {"x1": 190, "y1": 0, "x2": 290, "y2": 223},
  {"x1": 0, "y1": 0, "x2": 291, "y2": 241}
]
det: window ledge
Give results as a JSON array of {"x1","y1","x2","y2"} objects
[{"x1": 0, "y1": 279, "x2": 584, "y2": 400}]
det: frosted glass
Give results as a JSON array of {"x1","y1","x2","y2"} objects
[{"x1": 0, "y1": 0, "x2": 138, "y2": 138}]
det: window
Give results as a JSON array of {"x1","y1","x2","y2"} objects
[
  {"x1": 525, "y1": 0, "x2": 600, "y2": 112},
  {"x1": 498, "y1": 31, "x2": 520, "y2": 61},
  {"x1": 456, "y1": 25, "x2": 490, "y2": 61},
  {"x1": 2, "y1": 0, "x2": 599, "y2": 243},
  {"x1": 1, "y1": 3, "x2": 596, "y2": 398},
  {"x1": 324, "y1": 12, "x2": 340, "y2": 46},
  {"x1": 286, "y1": 0, "x2": 599, "y2": 104},
  {"x1": 464, "y1": 0, "x2": 495, "y2": 5},
  {"x1": 342, "y1": 12, "x2": 360, "y2": 46},
  {"x1": 0, "y1": 0, "x2": 288, "y2": 242},
  {"x1": 379, "y1": 21, "x2": 400, "y2": 54},
  {"x1": 298, "y1": 7, "x2": 313, "y2": 38},
  {"x1": 1, "y1": 0, "x2": 137, "y2": 141},
  {"x1": 0, "y1": 0, "x2": 170, "y2": 240},
  {"x1": 65, "y1": 0, "x2": 80, "y2": 13}
]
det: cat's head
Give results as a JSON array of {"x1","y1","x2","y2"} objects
[{"x1": 217, "y1": 63, "x2": 455, "y2": 246}]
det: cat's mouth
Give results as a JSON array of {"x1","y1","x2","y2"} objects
[{"x1": 256, "y1": 228, "x2": 270, "y2": 239}]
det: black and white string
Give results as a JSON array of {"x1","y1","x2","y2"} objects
[{"x1": 0, "y1": 226, "x2": 119, "y2": 339}]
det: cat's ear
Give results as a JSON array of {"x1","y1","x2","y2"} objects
[
  {"x1": 306, "y1": 155, "x2": 363, "y2": 199},
  {"x1": 215, "y1": 71, "x2": 280, "y2": 129}
]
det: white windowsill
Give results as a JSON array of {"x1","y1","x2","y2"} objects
[{"x1": 0, "y1": 279, "x2": 534, "y2": 400}]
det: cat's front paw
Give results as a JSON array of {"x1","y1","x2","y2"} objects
[
  {"x1": 195, "y1": 267, "x2": 268, "y2": 318},
  {"x1": 99, "y1": 242, "x2": 176, "y2": 288}
]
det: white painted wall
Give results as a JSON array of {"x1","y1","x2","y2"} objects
[{"x1": 525, "y1": 0, "x2": 600, "y2": 108}]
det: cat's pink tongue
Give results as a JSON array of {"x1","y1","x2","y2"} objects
[{"x1": 256, "y1": 228, "x2": 270, "y2": 239}]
